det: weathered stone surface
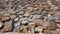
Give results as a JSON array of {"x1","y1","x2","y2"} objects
[
  {"x1": 0, "y1": 0, "x2": 60, "y2": 34},
  {"x1": 1, "y1": 20, "x2": 12, "y2": 32},
  {"x1": 18, "y1": 10, "x2": 24, "y2": 15},
  {"x1": 44, "y1": 30, "x2": 57, "y2": 34},
  {"x1": 47, "y1": 21, "x2": 57, "y2": 29},
  {"x1": 10, "y1": 15, "x2": 16, "y2": 19},
  {"x1": 54, "y1": 20, "x2": 60, "y2": 23},
  {"x1": 23, "y1": 12, "x2": 30, "y2": 16},
  {"x1": 32, "y1": 14, "x2": 42, "y2": 19},
  {"x1": 1, "y1": 16, "x2": 10, "y2": 21}
]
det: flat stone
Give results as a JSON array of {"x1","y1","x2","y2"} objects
[
  {"x1": 54, "y1": 20, "x2": 60, "y2": 22},
  {"x1": 44, "y1": 14, "x2": 55, "y2": 21},
  {"x1": 47, "y1": 17, "x2": 55, "y2": 21},
  {"x1": 1, "y1": 20, "x2": 12, "y2": 32},
  {"x1": 44, "y1": 30, "x2": 57, "y2": 34},
  {"x1": 27, "y1": 7, "x2": 33, "y2": 12},
  {"x1": 32, "y1": 19, "x2": 50, "y2": 27},
  {"x1": 28, "y1": 23, "x2": 35, "y2": 27},
  {"x1": 23, "y1": 12, "x2": 30, "y2": 16},
  {"x1": 47, "y1": 21, "x2": 57, "y2": 29},
  {"x1": 3, "y1": 13, "x2": 10, "y2": 16},
  {"x1": 18, "y1": 10, "x2": 24, "y2": 15},
  {"x1": 32, "y1": 14, "x2": 42, "y2": 19},
  {"x1": 1, "y1": 16, "x2": 10, "y2": 21}
]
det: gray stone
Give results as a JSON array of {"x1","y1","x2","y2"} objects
[
  {"x1": 47, "y1": 17, "x2": 55, "y2": 21},
  {"x1": 44, "y1": 17, "x2": 55, "y2": 21},
  {"x1": 14, "y1": 17, "x2": 20, "y2": 22},
  {"x1": 33, "y1": 14, "x2": 41, "y2": 19},
  {"x1": 20, "y1": 19, "x2": 29, "y2": 25},
  {"x1": 19, "y1": 15, "x2": 23, "y2": 18},
  {"x1": 41, "y1": 11, "x2": 48, "y2": 15},
  {"x1": 14, "y1": 21, "x2": 20, "y2": 27}
]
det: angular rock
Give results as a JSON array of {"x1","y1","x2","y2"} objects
[
  {"x1": 1, "y1": 20, "x2": 12, "y2": 32},
  {"x1": 13, "y1": 26, "x2": 20, "y2": 32},
  {"x1": 14, "y1": 21, "x2": 20, "y2": 27},
  {"x1": 18, "y1": 10, "x2": 24, "y2": 15},
  {"x1": 14, "y1": 17, "x2": 20, "y2": 22},
  {"x1": 47, "y1": 21, "x2": 57, "y2": 30}
]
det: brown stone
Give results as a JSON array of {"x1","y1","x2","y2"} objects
[
  {"x1": 3, "y1": 13, "x2": 10, "y2": 16},
  {"x1": 20, "y1": 26, "x2": 28, "y2": 29},
  {"x1": 44, "y1": 30, "x2": 57, "y2": 34},
  {"x1": 32, "y1": 19, "x2": 50, "y2": 27},
  {"x1": 18, "y1": 10, "x2": 24, "y2": 15},
  {"x1": 56, "y1": 29, "x2": 60, "y2": 34},
  {"x1": 54, "y1": 20, "x2": 60, "y2": 23},
  {"x1": 28, "y1": 23, "x2": 35, "y2": 27},
  {"x1": 1, "y1": 26, "x2": 12, "y2": 33},
  {"x1": 24, "y1": 12, "x2": 30, "y2": 16},
  {"x1": 13, "y1": 26, "x2": 20, "y2": 32},
  {"x1": 27, "y1": 7, "x2": 33, "y2": 12},
  {"x1": 47, "y1": 21, "x2": 57, "y2": 30},
  {"x1": 1, "y1": 16, "x2": 10, "y2": 21},
  {"x1": 35, "y1": 26, "x2": 45, "y2": 32},
  {"x1": 48, "y1": 11, "x2": 55, "y2": 15},
  {"x1": 1, "y1": 20, "x2": 12, "y2": 32}
]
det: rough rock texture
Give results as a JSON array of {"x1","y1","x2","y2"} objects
[{"x1": 0, "y1": 0, "x2": 60, "y2": 34}]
